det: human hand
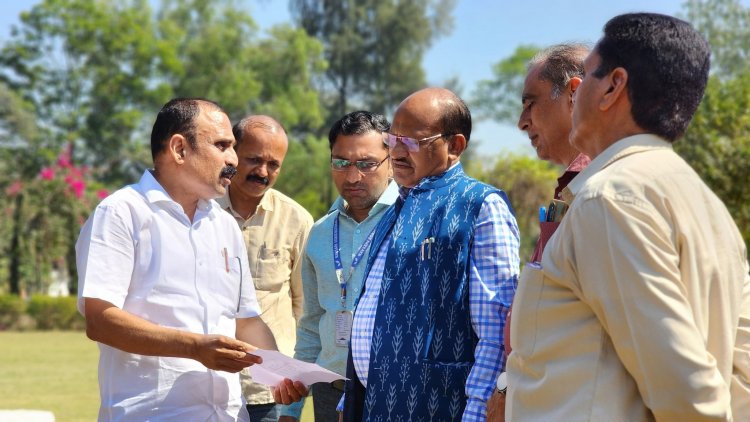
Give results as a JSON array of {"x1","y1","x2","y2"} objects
[
  {"x1": 271, "y1": 378, "x2": 308, "y2": 405},
  {"x1": 486, "y1": 390, "x2": 506, "y2": 422},
  {"x1": 194, "y1": 334, "x2": 262, "y2": 372},
  {"x1": 278, "y1": 416, "x2": 298, "y2": 422}
]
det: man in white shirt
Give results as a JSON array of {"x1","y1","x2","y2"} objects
[{"x1": 76, "y1": 98, "x2": 289, "y2": 421}]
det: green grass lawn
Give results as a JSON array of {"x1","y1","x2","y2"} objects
[{"x1": 0, "y1": 331, "x2": 314, "y2": 421}]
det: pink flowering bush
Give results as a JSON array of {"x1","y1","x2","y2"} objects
[{"x1": 2, "y1": 144, "x2": 110, "y2": 296}]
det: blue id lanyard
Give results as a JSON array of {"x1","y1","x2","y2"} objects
[{"x1": 333, "y1": 214, "x2": 376, "y2": 307}]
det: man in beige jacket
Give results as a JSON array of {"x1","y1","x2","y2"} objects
[
  {"x1": 217, "y1": 115, "x2": 313, "y2": 421},
  {"x1": 507, "y1": 13, "x2": 750, "y2": 421}
]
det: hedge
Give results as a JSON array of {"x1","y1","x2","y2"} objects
[{"x1": 0, "y1": 295, "x2": 85, "y2": 331}]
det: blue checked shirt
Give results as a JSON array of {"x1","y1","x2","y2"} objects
[{"x1": 346, "y1": 187, "x2": 520, "y2": 421}]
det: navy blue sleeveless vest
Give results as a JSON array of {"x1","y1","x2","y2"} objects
[{"x1": 344, "y1": 164, "x2": 510, "y2": 421}]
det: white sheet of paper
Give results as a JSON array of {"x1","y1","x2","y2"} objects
[{"x1": 248, "y1": 349, "x2": 346, "y2": 387}]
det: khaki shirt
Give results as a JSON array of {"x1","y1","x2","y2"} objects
[
  {"x1": 507, "y1": 134, "x2": 750, "y2": 421},
  {"x1": 217, "y1": 188, "x2": 313, "y2": 405}
]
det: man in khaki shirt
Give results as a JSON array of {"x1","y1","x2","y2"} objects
[
  {"x1": 216, "y1": 115, "x2": 313, "y2": 422},
  {"x1": 507, "y1": 13, "x2": 750, "y2": 421}
]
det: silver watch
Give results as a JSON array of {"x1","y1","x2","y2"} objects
[{"x1": 495, "y1": 371, "x2": 507, "y2": 395}]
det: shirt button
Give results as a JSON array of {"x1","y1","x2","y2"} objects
[{"x1": 356, "y1": 229, "x2": 361, "y2": 234}]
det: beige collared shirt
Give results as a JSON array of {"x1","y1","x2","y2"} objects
[
  {"x1": 217, "y1": 188, "x2": 313, "y2": 405},
  {"x1": 507, "y1": 134, "x2": 750, "y2": 421}
]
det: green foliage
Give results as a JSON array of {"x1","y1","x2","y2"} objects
[
  {"x1": 0, "y1": 146, "x2": 107, "y2": 296},
  {"x1": 0, "y1": 295, "x2": 26, "y2": 330},
  {"x1": 682, "y1": 0, "x2": 750, "y2": 79},
  {"x1": 0, "y1": 1, "x2": 330, "y2": 294},
  {"x1": 275, "y1": 135, "x2": 333, "y2": 219},
  {"x1": 0, "y1": 0, "x2": 164, "y2": 183},
  {"x1": 676, "y1": 74, "x2": 750, "y2": 244},
  {"x1": 469, "y1": 153, "x2": 559, "y2": 262},
  {"x1": 291, "y1": 0, "x2": 456, "y2": 124},
  {"x1": 471, "y1": 45, "x2": 540, "y2": 125},
  {"x1": 674, "y1": 0, "x2": 750, "y2": 245},
  {"x1": 27, "y1": 295, "x2": 85, "y2": 330},
  {"x1": 0, "y1": 0, "x2": 326, "y2": 185}
]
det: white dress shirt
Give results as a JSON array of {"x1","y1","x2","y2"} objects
[{"x1": 76, "y1": 170, "x2": 260, "y2": 421}]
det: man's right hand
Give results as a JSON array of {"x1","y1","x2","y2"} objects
[{"x1": 194, "y1": 334, "x2": 262, "y2": 372}]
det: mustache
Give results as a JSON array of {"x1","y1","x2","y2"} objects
[
  {"x1": 343, "y1": 183, "x2": 365, "y2": 190},
  {"x1": 220, "y1": 166, "x2": 238, "y2": 180},
  {"x1": 246, "y1": 174, "x2": 269, "y2": 186}
]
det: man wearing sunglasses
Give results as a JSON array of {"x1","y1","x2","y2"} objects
[
  {"x1": 279, "y1": 110, "x2": 398, "y2": 421},
  {"x1": 341, "y1": 88, "x2": 521, "y2": 421}
]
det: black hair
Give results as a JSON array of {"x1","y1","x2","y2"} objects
[
  {"x1": 328, "y1": 110, "x2": 390, "y2": 150},
  {"x1": 593, "y1": 13, "x2": 710, "y2": 142},
  {"x1": 150, "y1": 98, "x2": 225, "y2": 160}
]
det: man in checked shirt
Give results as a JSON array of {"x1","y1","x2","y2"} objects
[{"x1": 337, "y1": 87, "x2": 521, "y2": 421}]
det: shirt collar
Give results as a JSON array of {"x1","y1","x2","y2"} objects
[
  {"x1": 330, "y1": 180, "x2": 400, "y2": 219},
  {"x1": 562, "y1": 134, "x2": 673, "y2": 202},
  {"x1": 137, "y1": 169, "x2": 217, "y2": 219},
  {"x1": 216, "y1": 187, "x2": 274, "y2": 220}
]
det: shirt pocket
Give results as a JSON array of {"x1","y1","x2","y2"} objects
[
  {"x1": 253, "y1": 247, "x2": 291, "y2": 292},
  {"x1": 510, "y1": 263, "x2": 545, "y2": 358}
]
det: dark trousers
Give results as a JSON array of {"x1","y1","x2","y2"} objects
[
  {"x1": 312, "y1": 382, "x2": 343, "y2": 422},
  {"x1": 246, "y1": 402, "x2": 280, "y2": 422}
]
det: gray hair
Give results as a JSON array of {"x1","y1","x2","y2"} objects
[{"x1": 529, "y1": 43, "x2": 590, "y2": 99}]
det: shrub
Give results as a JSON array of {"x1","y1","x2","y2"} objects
[
  {"x1": 0, "y1": 294, "x2": 28, "y2": 330},
  {"x1": 27, "y1": 296, "x2": 84, "y2": 330}
]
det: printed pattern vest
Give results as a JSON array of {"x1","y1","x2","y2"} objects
[{"x1": 344, "y1": 165, "x2": 508, "y2": 421}]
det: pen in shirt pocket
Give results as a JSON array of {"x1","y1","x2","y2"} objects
[{"x1": 222, "y1": 247, "x2": 229, "y2": 273}]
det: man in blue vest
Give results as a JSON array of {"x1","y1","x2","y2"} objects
[{"x1": 342, "y1": 87, "x2": 521, "y2": 421}]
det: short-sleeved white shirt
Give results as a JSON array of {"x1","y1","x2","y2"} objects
[{"x1": 76, "y1": 170, "x2": 260, "y2": 421}]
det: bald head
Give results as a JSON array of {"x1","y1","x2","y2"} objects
[
  {"x1": 232, "y1": 115, "x2": 288, "y2": 149},
  {"x1": 397, "y1": 87, "x2": 472, "y2": 142}
]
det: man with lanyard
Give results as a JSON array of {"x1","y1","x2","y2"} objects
[
  {"x1": 279, "y1": 111, "x2": 398, "y2": 421},
  {"x1": 340, "y1": 88, "x2": 520, "y2": 421}
]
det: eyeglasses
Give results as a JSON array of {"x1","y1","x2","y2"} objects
[
  {"x1": 330, "y1": 156, "x2": 389, "y2": 173},
  {"x1": 383, "y1": 132, "x2": 452, "y2": 152}
]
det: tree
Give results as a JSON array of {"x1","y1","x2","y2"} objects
[
  {"x1": 682, "y1": 0, "x2": 750, "y2": 79},
  {"x1": 471, "y1": 45, "x2": 539, "y2": 125},
  {"x1": 0, "y1": 0, "x2": 326, "y2": 185},
  {"x1": 675, "y1": 0, "x2": 750, "y2": 245},
  {"x1": 468, "y1": 154, "x2": 558, "y2": 262},
  {"x1": 274, "y1": 134, "x2": 332, "y2": 219},
  {"x1": 290, "y1": 0, "x2": 456, "y2": 124},
  {"x1": 0, "y1": 0, "x2": 166, "y2": 184},
  {"x1": 0, "y1": 0, "x2": 329, "y2": 294}
]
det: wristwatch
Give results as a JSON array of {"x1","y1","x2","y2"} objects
[{"x1": 495, "y1": 371, "x2": 507, "y2": 395}]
